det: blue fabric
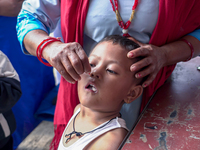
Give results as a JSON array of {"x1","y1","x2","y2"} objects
[
  {"x1": 17, "y1": 10, "x2": 49, "y2": 54},
  {"x1": 34, "y1": 84, "x2": 59, "y2": 122},
  {"x1": 0, "y1": 16, "x2": 55, "y2": 149},
  {"x1": 188, "y1": 29, "x2": 200, "y2": 41}
]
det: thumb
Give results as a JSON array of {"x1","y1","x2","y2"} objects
[{"x1": 127, "y1": 37, "x2": 145, "y2": 46}]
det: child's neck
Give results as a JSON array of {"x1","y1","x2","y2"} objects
[
  {"x1": 63, "y1": 105, "x2": 121, "y2": 147},
  {"x1": 79, "y1": 105, "x2": 121, "y2": 125}
]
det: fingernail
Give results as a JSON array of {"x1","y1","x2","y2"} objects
[
  {"x1": 128, "y1": 52, "x2": 133, "y2": 57},
  {"x1": 87, "y1": 72, "x2": 91, "y2": 75},
  {"x1": 86, "y1": 70, "x2": 91, "y2": 74},
  {"x1": 143, "y1": 83, "x2": 147, "y2": 87},
  {"x1": 136, "y1": 73, "x2": 141, "y2": 78},
  {"x1": 131, "y1": 66, "x2": 136, "y2": 71}
]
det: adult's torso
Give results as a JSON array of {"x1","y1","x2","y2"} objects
[{"x1": 83, "y1": 0, "x2": 159, "y2": 55}]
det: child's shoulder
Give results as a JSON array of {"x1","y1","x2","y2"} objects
[{"x1": 86, "y1": 127, "x2": 128, "y2": 150}]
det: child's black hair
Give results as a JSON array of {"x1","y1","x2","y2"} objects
[{"x1": 99, "y1": 35, "x2": 140, "y2": 51}]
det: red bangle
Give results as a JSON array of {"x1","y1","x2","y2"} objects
[
  {"x1": 181, "y1": 39, "x2": 194, "y2": 62},
  {"x1": 36, "y1": 37, "x2": 61, "y2": 66}
]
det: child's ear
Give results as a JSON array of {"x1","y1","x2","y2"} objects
[{"x1": 124, "y1": 85, "x2": 143, "y2": 104}]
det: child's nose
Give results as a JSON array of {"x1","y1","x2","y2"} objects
[{"x1": 90, "y1": 69, "x2": 101, "y2": 79}]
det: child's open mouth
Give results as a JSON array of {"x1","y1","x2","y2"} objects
[{"x1": 85, "y1": 83, "x2": 97, "y2": 93}]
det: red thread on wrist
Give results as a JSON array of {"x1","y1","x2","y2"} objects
[
  {"x1": 181, "y1": 39, "x2": 194, "y2": 62},
  {"x1": 36, "y1": 37, "x2": 61, "y2": 66}
]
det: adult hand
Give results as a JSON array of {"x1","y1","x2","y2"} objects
[
  {"x1": 43, "y1": 41, "x2": 91, "y2": 83},
  {"x1": 127, "y1": 37, "x2": 167, "y2": 88}
]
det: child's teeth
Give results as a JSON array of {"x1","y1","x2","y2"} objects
[{"x1": 92, "y1": 86, "x2": 96, "y2": 92}]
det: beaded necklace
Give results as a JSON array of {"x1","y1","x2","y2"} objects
[
  {"x1": 109, "y1": 0, "x2": 139, "y2": 37},
  {"x1": 65, "y1": 111, "x2": 117, "y2": 143}
]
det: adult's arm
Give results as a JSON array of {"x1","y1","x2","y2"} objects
[
  {"x1": 0, "y1": 51, "x2": 22, "y2": 113},
  {"x1": 17, "y1": 0, "x2": 61, "y2": 54},
  {"x1": 17, "y1": 0, "x2": 91, "y2": 83},
  {"x1": 0, "y1": 0, "x2": 24, "y2": 17},
  {"x1": 128, "y1": 31, "x2": 200, "y2": 88}
]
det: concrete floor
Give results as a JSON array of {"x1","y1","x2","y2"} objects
[{"x1": 17, "y1": 121, "x2": 54, "y2": 150}]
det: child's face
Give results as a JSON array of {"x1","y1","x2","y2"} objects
[{"x1": 78, "y1": 41, "x2": 137, "y2": 112}]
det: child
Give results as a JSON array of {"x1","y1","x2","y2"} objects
[
  {"x1": 0, "y1": 50, "x2": 22, "y2": 149},
  {"x1": 58, "y1": 35, "x2": 144, "y2": 150}
]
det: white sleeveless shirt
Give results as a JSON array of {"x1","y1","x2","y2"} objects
[{"x1": 57, "y1": 108, "x2": 128, "y2": 150}]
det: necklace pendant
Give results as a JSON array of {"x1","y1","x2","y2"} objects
[
  {"x1": 76, "y1": 132, "x2": 81, "y2": 136},
  {"x1": 122, "y1": 29, "x2": 128, "y2": 34}
]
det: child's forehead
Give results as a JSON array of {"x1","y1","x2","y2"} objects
[
  {"x1": 91, "y1": 43, "x2": 138, "y2": 68},
  {"x1": 90, "y1": 41, "x2": 137, "y2": 63}
]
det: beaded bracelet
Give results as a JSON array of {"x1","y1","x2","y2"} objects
[
  {"x1": 36, "y1": 37, "x2": 61, "y2": 66},
  {"x1": 181, "y1": 39, "x2": 194, "y2": 62}
]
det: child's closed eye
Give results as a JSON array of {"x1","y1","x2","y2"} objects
[
  {"x1": 106, "y1": 69, "x2": 118, "y2": 74},
  {"x1": 90, "y1": 63, "x2": 95, "y2": 67}
]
